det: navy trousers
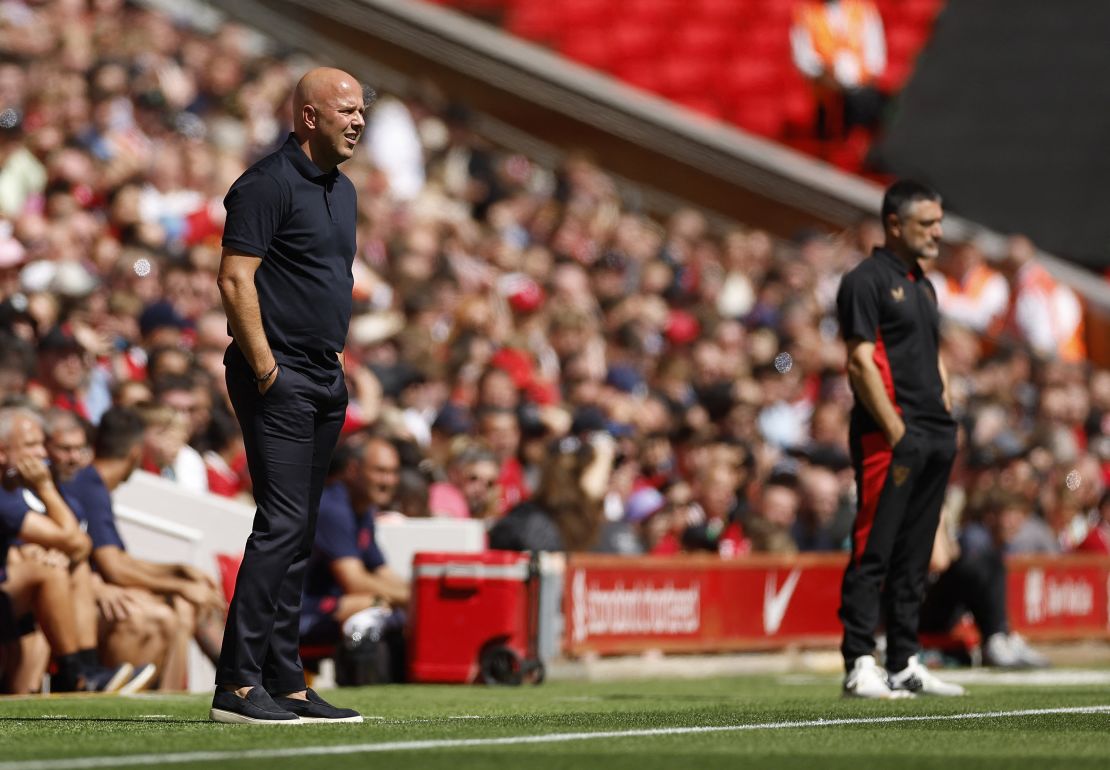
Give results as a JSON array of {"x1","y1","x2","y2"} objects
[{"x1": 215, "y1": 347, "x2": 347, "y2": 693}]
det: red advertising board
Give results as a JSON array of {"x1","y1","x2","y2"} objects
[{"x1": 564, "y1": 553, "x2": 1110, "y2": 656}]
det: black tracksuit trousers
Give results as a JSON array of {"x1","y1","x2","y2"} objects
[{"x1": 840, "y1": 425, "x2": 956, "y2": 673}]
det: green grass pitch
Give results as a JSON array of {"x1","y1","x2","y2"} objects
[{"x1": 1, "y1": 673, "x2": 1109, "y2": 770}]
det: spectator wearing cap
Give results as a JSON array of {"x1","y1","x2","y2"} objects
[
  {"x1": 28, "y1": 325, "x2": 103, "y2": 423},
  {"x1": 138, "y1": 300, "x2": 191, "y2": 352},
  {"x1": 625, "y1": 486, "x2": 668, "y2": 552}
]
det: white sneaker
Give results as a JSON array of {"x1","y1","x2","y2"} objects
[
  {"x1": 843, "y1": 655, "x2": 915, "y2": 699},
  {"x1": 119, "y1": 663, "x2": 158, "y2": 695},
  {"x1": 1005, "y1": 633, "x2": 1051, "y2": 669},
  {"x1": 888, "y1": 655, "x2": 966, "y2": 696},
  {"x1": 983, "y1": 632, "x2": 1019, "y2": 667}
]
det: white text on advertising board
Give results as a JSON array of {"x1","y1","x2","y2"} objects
[
  {"x1": 1023, "y1": 568, "x2": 1094, "y2": 624},
  {"x1": 572, "y1": 571, "x2": 700, "y2": 642}
]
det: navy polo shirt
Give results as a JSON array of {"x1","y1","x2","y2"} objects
[
  {"x1": 837, "y1": 247, "x2": 954, "y2": 434},
  {"x1": 0, "y1": 485, "x2": 92, "y2": 582},
  {"x1": 303, "y1": 482, "x2": 386, "y2": 601},
  {"x1": 0, "y1": 487, "x2": 29, "y2": 584},
  {"x1": 61, "y1": 465, "x2": 125, "y2": 552},
  {"x1": 222, "y1": 133, "x2": 357, "y2": 381}
]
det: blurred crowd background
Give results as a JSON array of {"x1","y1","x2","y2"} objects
[{"x1": 0, "y1": 0, "x2": 1107, "y2": 574}]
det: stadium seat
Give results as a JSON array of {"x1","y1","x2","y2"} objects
[
  {"x1": 560, "y1": 31, "x2": 614, "y2": 71},
  {"x1": 505, "y1": 0, "x2": 559, "y2": 42},
  {"x1": 611, "y1": 23, "x2": 666, "y2": 64},
  {"x1": 658, "y1": 57, "x2": 715, "y2": 99},
  {"x1": 216, "y1": 552, "x2": 243, "y2": 606},
  {"x1": 688, "y1": 0, "x2": 747, "y2": 24},
  {"x1": 731, "y1": 97, "x2": 786, "y2": 138},
  {"x1": 671, "y1": 23, "x2": 735, "y2": 64},
  {"x1": 624, "y1": 0, "x2": 682, "y2": 26},
  {"x1": 674, "y1": 94, "x2": 724, "y2": 120},
  {"x1": 560, "y1": 0, "x2": 612, "y2": 32}
]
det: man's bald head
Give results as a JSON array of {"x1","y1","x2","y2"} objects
[{"x1": 291, "y1": 66, "x2": 367, "y2": 170}]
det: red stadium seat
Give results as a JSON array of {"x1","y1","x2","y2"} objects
[
  {"x1": 614, "y1": 60, "x2": 663, "y2": 95},
  {"x1": 561, "y1": 0, "x2": 612, "y2": 31},
  {"x1": 505, "y1": 0, "x2": 560, "y2": 41},
  {"x1": 658, "y1": 57, "x2": 715, "y2": 99},
  {"x1": 215, "y1": 552, "x2": 243, "y2": 606},
  {"x1": 675, "y1": 94, "x2": 725, "y2": 120},
  {"x1": 560, "y1": 30, "x2": 614, "y2": 71},
  {"x1": 688, "y1": 0, "x2": 748, "y2": 24},
  {"x1": 721, "y1": 58, "x2": 782, "y2": 100},
  {"x1": 625, "y1": 0, "x2": 683, "y2": 25},
  {"x1": 672, "y1": 22, "x2": 736, "y2": 63},
  {"x1": 731, "y1": 97, "x2": 786, "y2": 137},
  {"x1": 611, "y1": 23, "x2": 667, "y2": 64}
]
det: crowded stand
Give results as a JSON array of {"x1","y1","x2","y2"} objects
[{"x1": 0, "y1": 0, "x2": 1107, "y2": 692}]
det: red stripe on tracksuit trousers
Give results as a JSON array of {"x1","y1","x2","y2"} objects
[{"x1": 839, "y1": 330, "x2": 956, "y2": 673}]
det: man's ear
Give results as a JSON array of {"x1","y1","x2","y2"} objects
[
  {"x1": 302, "y1": 104, "x2": 317, "y2": 130},
  {"x1": 885, "y1": 213, "x2": 902, "y2": 239}
]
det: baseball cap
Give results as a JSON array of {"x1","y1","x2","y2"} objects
[
  {"x1": 37, "y1": 324, "x2": 82, "y2": 355},
  {"x1": 431, "y1": 403, "x2": 474, "y2": 437},
  {"x1": 664, "y1": 309, "x2": 700, "y2": 346},
  {"x1": 605, "y1": 364, "x2": 646, "y2": 395},
  {"x1": 626, "y1": 487, "x2": 666, "y2": 523},
  {"x1": 499, "y1": 273, "x2": 546, "y2": 314},
  {"x1": 139, "y1": 301, "x2": 190, "y2": 337}
]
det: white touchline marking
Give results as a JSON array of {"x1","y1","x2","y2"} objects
[{"x1": 0, "y1": 706, "x2": 1107, "y2": 770}]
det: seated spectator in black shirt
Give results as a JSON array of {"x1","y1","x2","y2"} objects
[
  {"x1": 60, "y1": 407, "x2": 226, "y2": 690},
  {"x1": 0, "y1": 406, "x2": 130, "y2": 693},
  {"x1": 920, "y1": 492, "x2": 1048, "y2": 668}
]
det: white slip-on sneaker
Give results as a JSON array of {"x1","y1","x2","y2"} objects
[
  {"x1": 889, "y1": 655, "x2": 966, "y2": 696},
  {"x1": 843, "y1": 655, "x2": 915, "y2": 699},
  {"x1": 119, "y1": 663, "x2": 158, "y2": 695}
]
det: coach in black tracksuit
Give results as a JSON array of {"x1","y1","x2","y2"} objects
[
  {"x1": 836, "y1": 180, "x2": 959, "y2": 692},
  {"x1": 210, "y1": 68, "x2": 368, "y2": 724}
]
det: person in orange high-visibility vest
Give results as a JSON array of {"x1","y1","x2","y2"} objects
[
  {"x1": 791, "y1": 0, "x2": 887, "y2": 138},
  {"x1": 927, "y1": 241, "x2": 1009, "y2": 334},
  {"x1": 992, "y1": 235, "x2": 1086, "y2": 363}
]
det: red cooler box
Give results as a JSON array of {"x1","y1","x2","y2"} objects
[{"x1": 408, "y1": 551, "x2": 544, "y2": 684}]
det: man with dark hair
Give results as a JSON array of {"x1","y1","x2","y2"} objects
[
  {"x1": 213, "y1": 67, "x2": 368, "y2": 724},
  {"x1": 43, "y1": 409, "x2": 161, "y2": 693},
  {"x1": 60, "y1": 407, "x2": 226, "y2": 691},
  {"x1": 836, "y1": 179, "x2": 965, "y2": 698}
]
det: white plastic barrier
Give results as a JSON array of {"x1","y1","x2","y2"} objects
[
  {"x1": 112, "y1": 471, "x2": 254, "y2": 692},
  {"x1": 110, "y1": 471, "x2": 492, "y2": 690},
  {"x1": 375, "y1": 517, "x2": 486, "y2": 581}
]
